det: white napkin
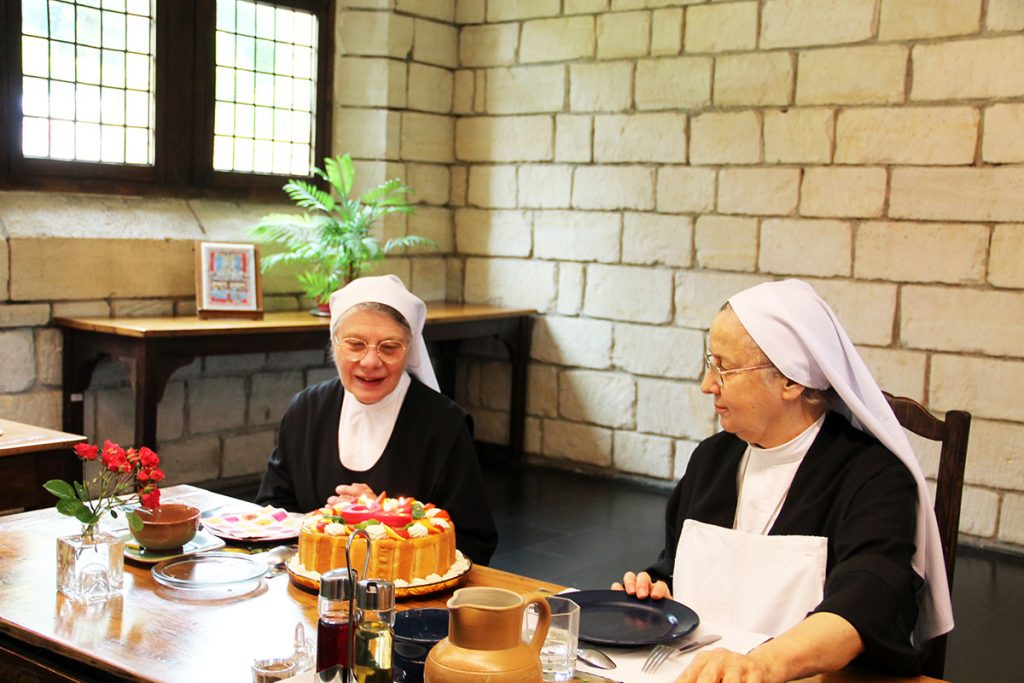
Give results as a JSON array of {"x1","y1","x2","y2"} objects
[{"x1": 575, "y1": 622, "x2": 770, "y2": 683}]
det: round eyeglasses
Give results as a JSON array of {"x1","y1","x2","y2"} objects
[
  {"x1": 334, "y1": 337, "x2": 409, "y2": 363},
  {"x1": 703, "y1": 353, "x2": 774, "y2": 387}
]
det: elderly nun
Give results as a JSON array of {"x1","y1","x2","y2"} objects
[
  {"x1": 256, "y1": 275, "x2": 498, "y2": 565},
  {"x1": 616, "y1": 279, "x2": 953, "y2": 682}
]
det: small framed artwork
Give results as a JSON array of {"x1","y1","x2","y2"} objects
[{"x1": 194, "y1": 241, "x2": 264, "y2": 320}]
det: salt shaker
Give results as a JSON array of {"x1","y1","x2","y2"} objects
[
  {"x1": 317, "y1": 568, "x2": 355, "y2": 675},
  {"x1": 353, "y1": 578, "x2": 395, "y2": 683}
]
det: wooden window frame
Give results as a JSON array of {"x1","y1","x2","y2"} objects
[{"x1": 0, "y1": 0, "x2": 334, "y2": 198}]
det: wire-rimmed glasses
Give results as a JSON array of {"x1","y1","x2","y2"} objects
[
  {"x1": 703, "y1": 353, "x2": 774, "y2": 387},
  {"x1": 334, "y1": 337, "x2": 408, "y2": 363}
]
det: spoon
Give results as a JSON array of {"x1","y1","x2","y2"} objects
[
  {"x1": 577, "y1": 646, "x2": 616, "y2": 670},
  {"x1": 263, "y1": 545, "x2": 296, "y2": 577}
]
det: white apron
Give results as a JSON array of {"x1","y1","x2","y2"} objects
[{"x1": 673, "y1": 519, "x2": 828, "y2": 637}]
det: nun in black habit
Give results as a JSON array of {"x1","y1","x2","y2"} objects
[
  {"x1": 614, "y1": 280, "x2": 953, "y2": 683},
  {"x1": 256, "y1": 275, "x2": 498, "y2": 565}
]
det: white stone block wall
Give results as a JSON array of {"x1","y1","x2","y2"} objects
[
  {"x1": 0, "y1": 2, "x2": 458, "y2": 495},
  {"x1": 2, "y1": 0, "x2": 1024, "y2": 553},
  {"x1": 449, "y1": 0, "x2": 1024, "y2": 553}
]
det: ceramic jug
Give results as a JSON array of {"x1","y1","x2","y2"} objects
[{"x1": 424, "y1": 587, "x2": 551, "y2": 683}]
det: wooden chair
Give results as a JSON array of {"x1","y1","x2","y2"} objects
[{"x1": 883, "y1": 392, "x2": 971, "y2": 679}]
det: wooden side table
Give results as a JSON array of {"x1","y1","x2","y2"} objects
[
  {"x1": 0, "y1": 419, "x2": 86, "y2": 511},
  {"x1": 54, "y1": 304, "x2": 534, "y2": 459}
]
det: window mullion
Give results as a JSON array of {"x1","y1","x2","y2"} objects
[{"x1": 154, "y1": 0, "x2": 198, "y2": 187}]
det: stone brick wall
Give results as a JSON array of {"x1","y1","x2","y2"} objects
[
  {"x1": 2, "y1": 0, "x2": 1023, "y2": 552},
  {"x1": 450, "y1": 0, "x2": 1024, "y2": 552},
  {"x1": 0, "y1": 1, "x2": 456, "y2": 490}
]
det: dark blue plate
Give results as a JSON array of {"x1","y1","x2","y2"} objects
[
  {"x1": 394, "y1": 607, "x2": 449, "y2": 644},
  {"x1": 570, "y1": 589, "x2": 699, "y2": 647},
  {"x1": 393, "y1": 608, "x2": 449, "y2": 683}
]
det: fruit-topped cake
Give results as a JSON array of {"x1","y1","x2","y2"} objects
[{"x1": 294, "y1": 492, "x2": 464, "y2": 586}]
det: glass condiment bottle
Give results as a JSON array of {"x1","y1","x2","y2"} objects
[
  {"x1": 317, "y1": 568, "x2": 354, "y2": 676},
  {"x1": 353, "y1": 578, "x2": 395, "y2": 683}
]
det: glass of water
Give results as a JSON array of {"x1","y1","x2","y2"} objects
[{"x1": 523, "y1": 596, "x2": 580, "y2": 682}]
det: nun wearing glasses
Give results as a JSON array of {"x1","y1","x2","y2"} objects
[
  {"x1": 256, "y1": 275, "x2": 498, "y2": 565},
  {"x1": 615, "y1": 279, "x2": 953, "y2": 682}
]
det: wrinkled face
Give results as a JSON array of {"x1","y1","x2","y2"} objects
[
  {"x1": 334, "y1": 309, "x2": 411, "y2": 405},
  {"x1": 700, "y1": 309, "x2": 790, "y2": 448}
]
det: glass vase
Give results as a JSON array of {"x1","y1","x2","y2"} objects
[{"x1": 56, "y1": 527, "x2": 125, "y2": 603}]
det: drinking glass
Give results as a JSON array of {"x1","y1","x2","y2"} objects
[
  {"x1": 522, "y1": 596, "x2": 580, "y2": 682},
  {"x1": 251, "y1": 656, "x2": 296, "y2": 683}
]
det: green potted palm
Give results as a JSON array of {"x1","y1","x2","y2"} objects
[{"x1": 252, "y1": 154, "x2": 436, "y2": 315}]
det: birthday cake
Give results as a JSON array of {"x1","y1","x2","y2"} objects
[{"x1": 294, "y1": 494, "x2": 463, "y2": 587}]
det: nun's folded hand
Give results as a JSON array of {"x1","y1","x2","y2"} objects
[
  {"x1": 674, "y1": 648, "x2": 776, "y2": 683},
  {"x1": 327, "y1": 482, "x2": 376, "y2": 506},
  {"x1": 611, "y1": 570, "x2": 672, "y2": 600}
]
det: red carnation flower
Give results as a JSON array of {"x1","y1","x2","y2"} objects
[
  {"x1": 139, "y1": 447, "x2": 160, "y2": 468},
  {"x1": 140, "y1": 487, "x2": 161, "y2": 509},
  {"x1": 74, "y1": 443, "x2": 99, "y2": 461}
]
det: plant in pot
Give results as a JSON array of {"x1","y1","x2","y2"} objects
[{"x1": 252, "y1": 154, "x2": 436, "y2": 315}]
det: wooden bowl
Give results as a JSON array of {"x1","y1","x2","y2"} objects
[{"x1": 130, "y1": 504, "x2": 201, "y2": 550}]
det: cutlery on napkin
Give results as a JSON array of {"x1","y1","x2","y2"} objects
[
  {"x1": 574, "y1": 625, "x2": 769, "y2": 682},
  {"x1": 574, "y1": 672, "x2": 624, "y2": 683},
  {"x1": 677, "y1": 633, "x2": 721, "y2": 654},
  {"x1": 578, "y1": 647, "x2": 616, "y2": 670}
]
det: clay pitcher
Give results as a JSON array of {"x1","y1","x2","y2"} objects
[{"x1": 424, "y1": 587, "x2": 551, "y2": 683}]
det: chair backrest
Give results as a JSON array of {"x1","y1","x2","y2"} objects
[{"x1": 883, "y1": 391, "x2": 971, "y2": 679}]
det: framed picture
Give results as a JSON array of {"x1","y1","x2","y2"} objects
[{"x1": 194, "y1": 241, "x2": 264, "y2": 319}]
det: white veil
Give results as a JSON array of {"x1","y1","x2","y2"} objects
[
  {"x1": 729, "y1": 279, "x2": 953, "y2": 644},
  {"x1": 327, "y1": 275, "x2": 439, "y2": 471},
  {"x1": 328, "y1": 274, "x2": 439, "y2": 391}
]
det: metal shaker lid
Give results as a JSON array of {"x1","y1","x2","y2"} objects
[
  {"x1": 320, "y1": 568, "x2": 354, "y2": 601},
  {"x1": 356, "y1": 578, "x2": 395, "y2": 610}
]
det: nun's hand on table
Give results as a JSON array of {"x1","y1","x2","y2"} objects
[
  {"x1": 611, "y1": 570, "x2": 672, "y2": 600},
  {"x1": 326, "y1": 482, "x2": 376, "y2": 506},
  {"x1": 674, "y1": 648, "x2": 776, "y2": 683}
]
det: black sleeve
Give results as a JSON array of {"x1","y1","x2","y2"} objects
[
  {"x1": 254, "y1": 393, "x2": 303, "y2": 510},
  {"x1": 428, "y1": 415, "x2": 498, "y2": 566},
  {"x1": 645, "y1": 477, "x2": 688, "y2": 585},
  {"x1": 812, "y1": 459, "x2": 923, "y2": 674}
]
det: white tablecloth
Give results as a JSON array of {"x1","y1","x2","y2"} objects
[{"x1": 574, "y1": 622, "x2": 770, "y2": 683}]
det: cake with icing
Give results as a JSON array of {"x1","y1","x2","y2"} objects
[{"x1": 296, "y1": 494, "x2": 459, "y2": 585}]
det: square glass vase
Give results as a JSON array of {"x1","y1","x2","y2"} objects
[{"x1": 56, "y1": 530, "x2": 125, "y2": 603}]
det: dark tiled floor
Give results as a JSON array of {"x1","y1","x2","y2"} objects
[{"x1": 481, "y1": 459, "x2": 1024, "y2": 683}]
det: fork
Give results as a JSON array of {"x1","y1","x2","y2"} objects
[
  {"x1": 641, "y1": 644, "x2": 675, "y2": 674},
  {"x1": 641, "y1": 634, "x2": 722, "y2": 674}
]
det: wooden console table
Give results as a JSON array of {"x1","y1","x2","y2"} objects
[
  {"x1": 0, "y1": 419, "x2": 86, "y2": 511},
  {"x1": 54, "y1": 303, "x2": 534, "y2": 458}
]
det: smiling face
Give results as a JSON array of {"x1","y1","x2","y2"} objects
[
  {"x1": 333, "y1": 308, "x2": 412, "y2": 404},
  {"x1": 700, "y1": 308, "x2": 796, "y2": 448}
]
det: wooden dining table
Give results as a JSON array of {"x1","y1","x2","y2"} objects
[{"x1": 0, "y1": 485, "x2": 946, "y2": 683}]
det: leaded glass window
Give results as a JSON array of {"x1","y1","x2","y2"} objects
[
  {"x1": 211, "y1": 0, "x2": 318, "y2": 176},
  {"x1": 20, "y1": 0, "x2": 156, "y2": 165}
]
